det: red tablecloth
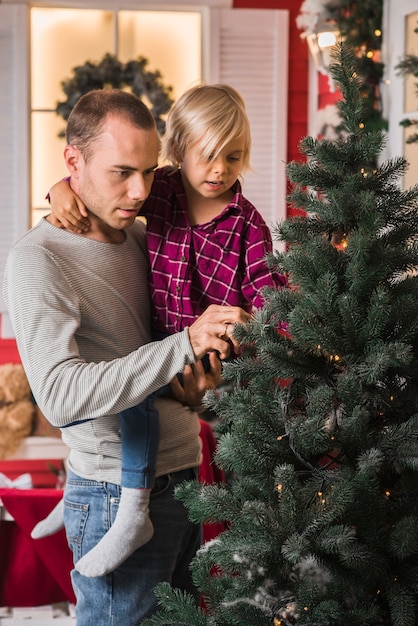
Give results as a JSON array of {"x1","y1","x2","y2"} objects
[
  {"x1": 0, "y1": 420, "x2": 226, "y2": 608},
  {"x1": 0, "y1": 488, "x2": 75, "y2": 607},
  {"x1": 198, "y1": 419, "x2": 228, "y2": 542}
]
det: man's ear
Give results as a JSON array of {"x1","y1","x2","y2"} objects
[{"x1": 64, "y1": 145, "x2": 81, "y2": 175}]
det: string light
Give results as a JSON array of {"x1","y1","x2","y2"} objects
[{"x1": 331, "y1": 234, "x2": 348, "y2": 251}]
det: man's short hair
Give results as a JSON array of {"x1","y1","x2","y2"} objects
[{"x1": 66, "y1": 89, "x2": 157, "y2": 160}]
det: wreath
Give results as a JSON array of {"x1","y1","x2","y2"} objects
[{"x1": 56, "y1": 53, "x2": 174, "y2": 136}]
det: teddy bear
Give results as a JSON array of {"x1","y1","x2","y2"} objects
[{"x1": 0, "y1": 363, "x2": 36, "y2": 459}]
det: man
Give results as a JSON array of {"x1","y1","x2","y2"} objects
[{"x1": 3, "y1": 89, "x2": 249, "y2": 625}]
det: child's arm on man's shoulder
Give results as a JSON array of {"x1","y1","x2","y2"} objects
[{"x1": 48, "y1": 178, "x2": 90, "y2": 233}]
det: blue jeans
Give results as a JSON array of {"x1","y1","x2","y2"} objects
[
  {"x1": 64, "y1": 468, "x2": 201, "y2": 625},
  {"x1": 120, "y1": 395, "x2": 159, "y2": 489}
]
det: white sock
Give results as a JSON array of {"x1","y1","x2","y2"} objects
[
  {"x1": 31, "y1": 499, "x2": 64, "y2": 539},
  {"x1": 75, "y1": 487, "x2": 153, "y2": 577}
]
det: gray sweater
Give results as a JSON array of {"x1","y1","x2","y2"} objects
[{"x1": 3, "y1": 219, "x2": 201, "y2": 483}]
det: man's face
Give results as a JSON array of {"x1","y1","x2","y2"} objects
[{"x1": 67, "y1": 115, "x2": 160, "y2": 234}]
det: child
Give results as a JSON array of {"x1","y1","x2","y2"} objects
[{"x1": 38, "y1": 83, "x2": 287, "y2": 577}]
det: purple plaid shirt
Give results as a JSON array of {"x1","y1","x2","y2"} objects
[{"x1": 142, "y1": 167, "x2": 286, "y2": 334}]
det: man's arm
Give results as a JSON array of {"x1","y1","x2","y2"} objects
[{"x1": 3, "y1": 247, "x2": 249, "y2": 427}]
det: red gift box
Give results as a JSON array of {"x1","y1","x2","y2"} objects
[{"x1": 0, "y1": 458, "x2": 65, "y2": 488}]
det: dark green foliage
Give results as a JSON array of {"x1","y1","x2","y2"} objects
[{"x1": 143, "y1": 43, "x2": 418, "y2": 626}]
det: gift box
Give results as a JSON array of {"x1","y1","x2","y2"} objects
[{"x1": 0, "y1": 459, "x2": 64, "y2": 489}]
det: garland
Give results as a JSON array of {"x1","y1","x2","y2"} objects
[
  {"x1": 56, "y1": 53, "x2": 174, "y2": 136},
  {"x1": 297, "y1": 0, "x2": 386, "y2": 133}
]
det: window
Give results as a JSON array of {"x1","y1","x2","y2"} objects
[
  {"x1": 383, "y1": 0, "x2": 418, "y2": 188},
  {"x1": 31, "y1": 7, "x2": 202, "y2": 225}
]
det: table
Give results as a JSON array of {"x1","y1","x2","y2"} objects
[
  {"x1": 0, "y1": 488, "x2": 75, "y2": 607},
  {"x1": 0, "y1": 420, "x2": 226, "y2": 608}
]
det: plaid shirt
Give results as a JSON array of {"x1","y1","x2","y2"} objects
[{"x1": 142, "y1": 167, "x2": 287, "y2": 334}]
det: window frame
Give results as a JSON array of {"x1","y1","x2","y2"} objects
[{"x1": 382, "y1": 0, "x2": 418, "y2": 187}]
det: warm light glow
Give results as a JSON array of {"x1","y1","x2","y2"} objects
[
  {"x1": 366, "y1": 50, "x2": 374, "y2": 59},
  {"x1": 277, "y1": 484, "x2": 283, "y2": 492},
  {"x1": 375, "y1": 29, "x2": 382, "y2": 37},
  {"x1": 317, "y1": 31, "x2": 337, "y2": 49},
  {"x1": 30, "y1": 7, "x2": 202, "y2": 226},
  {"x1": 385, "y1": 490, "x2": 391, "y2": 497},
  {"x1": 331, "y1": 230, "x2": 348, "y2": 251}
]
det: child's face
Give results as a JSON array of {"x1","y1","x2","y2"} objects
[{"x1": 180, "y1": 135, "x2": 245, "y2": 200}]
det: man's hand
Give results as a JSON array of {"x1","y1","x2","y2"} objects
[
  {"x1": 170, "y1": 352, "x2": 222, "y2": 407},
  {"x1": 188, "y1": 304, "x2": 251, "y2": 360}
]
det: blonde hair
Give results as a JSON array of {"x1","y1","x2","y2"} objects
[{"x1": 161, "y1": 83, "x2": 251, "y2": 172}]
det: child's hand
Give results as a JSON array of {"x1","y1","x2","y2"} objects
[
  {"x1": 170, "y1": 352, "x2": 222, "y2": 408},
  {"x1": 49, "y1": 179, "x2": 90, "y2": 233}
]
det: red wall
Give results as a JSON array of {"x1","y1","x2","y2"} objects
[{"x1": 0, "y1": 339, "x2": 20, "y2": 364}]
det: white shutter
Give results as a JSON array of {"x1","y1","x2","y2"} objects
[
  {"x1": 0, "y1": 4, "x2": 30, "y2": 322},
  {"x1": 207, "y1": 8, "x2": 289, "y2": 247},
  {"x1": 382, "y1": 0, "x2": 418, "y2": 189}
]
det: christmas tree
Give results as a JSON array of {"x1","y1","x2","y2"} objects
[{"x1": 143, "y1": 43, "x2": 418, "y2": 626}]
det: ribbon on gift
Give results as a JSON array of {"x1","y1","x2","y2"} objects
[{"x1": 0, "y1": 472, "x2": 33, "y2": 489}]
